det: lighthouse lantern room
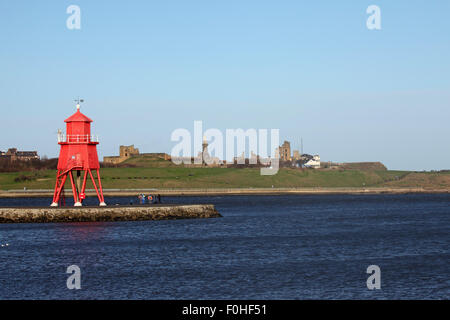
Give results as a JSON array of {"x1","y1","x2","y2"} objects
[{"x1": 51, "y1": 101, "x2": 106, "y2": 207}]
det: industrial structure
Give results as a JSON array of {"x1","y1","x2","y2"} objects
[{"x1": 51, "y1": 101, "x2": 106, "y2": 207}]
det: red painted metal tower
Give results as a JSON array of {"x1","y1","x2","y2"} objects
[{"x1": 51, "y1": 102, "x2": 106, "y2": 207}]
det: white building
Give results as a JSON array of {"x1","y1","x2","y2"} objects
[{"x1": 304, "y1": 155, "x2": 320, "y2": 169}]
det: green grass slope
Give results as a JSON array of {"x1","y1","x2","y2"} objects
[
  {"x1": 1, "y1": 166, "x2": 448, "y2": 190},
  {"x1": 1, "y1": 156, "x2": 449, "y2": 190}
]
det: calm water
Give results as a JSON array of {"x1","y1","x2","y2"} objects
[{"x1": 0, "y1": 194, "x2": 448, "y2": 299}]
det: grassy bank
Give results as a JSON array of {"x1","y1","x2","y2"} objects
[{"x1": 1, "y1": 166, "x2": 449, "y2": 191}]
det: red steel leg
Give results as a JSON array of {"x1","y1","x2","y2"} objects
[
  {"x1": 96, "y1": 169, "x2": 105, "y2": 203},
  {"x1": 52, "y1": 170, "x2": 61, "y2": 203},
  {"x1": 53, "y1": 172, "x2": 68, "y2": 205},
  {"x1": 68, "y1": 171, "x2": 79, "y2": 204},
  {"x1": 56, "y1": 175, "x2": 68, "y2": 202},
  {"x1": 61, "y1": 186, "x2": 66, "y2": 206},
  {"x1": 80, "y1": 170, "x2": 88, "y2": 203},
  {"x1": 88, "y1": 169, "x2": 102, "y2": 203}
]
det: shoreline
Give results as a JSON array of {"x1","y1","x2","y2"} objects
[{"x1": 0, "y1": 187, "x2": 449, "y2": 198}]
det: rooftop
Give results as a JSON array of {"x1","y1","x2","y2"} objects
[{"x1": 64, "y1": 108, "x2": 93, "y2": 123}]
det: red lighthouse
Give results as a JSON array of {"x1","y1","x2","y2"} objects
[{"x1": 51, "y1": 101, "x2": 106, "y2": 207}]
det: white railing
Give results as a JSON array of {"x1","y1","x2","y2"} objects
[{"x1": 58, "y1": 133, "x2": 99, "y2": 143}]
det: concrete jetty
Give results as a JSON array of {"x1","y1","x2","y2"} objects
[{"x1": 0, "y1": 204, "x2": 221, "y2": 223}]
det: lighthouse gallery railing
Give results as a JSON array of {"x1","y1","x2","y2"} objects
[{"x1": 57, "y1": 134, "x2": 99, "y2": 143}]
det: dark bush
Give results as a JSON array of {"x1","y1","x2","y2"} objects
[
  {"x1": 0, "y1": 158, "x2": 58, "y2": 172},
  {"x1": 14, "y1": 174, "x2": 36, "y2": 182}
]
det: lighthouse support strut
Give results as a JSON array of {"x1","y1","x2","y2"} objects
[
  {"x1": 51, "y1": 170, "x2": 68, "y2": 206},
  {"x1": 96, "y1": 169, "x2": 106, "y2": 204},
  {"x1": 88, "y1": 169, "x2": 105, "y2": 205},
  {"x1": 56, "y1": 175, "x2": 68, "y2": 201},
  {"x1": 52, "y1": 170, "x2": 61, "y2": 200},
  {"x1": 69, "y1": 171, "x2": 81, "y2": 206},
  {"x1": 51, "y1": 169, "x2": 106, "y2": 206},
  {"x1": 80, "y1": 169, "x2": 88, "y2": 203}
]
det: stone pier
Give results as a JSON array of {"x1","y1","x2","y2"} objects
[{"x1": 0, "y1": 204, "x2": 221, "y2": 223}]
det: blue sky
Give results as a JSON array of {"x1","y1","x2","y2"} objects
[{"x1": 0, "y1": 1, "x2": 449, "y2": 170}]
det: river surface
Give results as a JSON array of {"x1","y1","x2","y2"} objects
[{"x1": 0, "y1": 194, "x2": 448, "y2": 299}]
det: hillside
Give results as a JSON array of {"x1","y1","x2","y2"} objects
[
  {"x1": 0, "y1": 164, "x2": 449, "y2": 191},
  {"x1": 340, "y1": 162, "x2": 387, "y2": 171}
]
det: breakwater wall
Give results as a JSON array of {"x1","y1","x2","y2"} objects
[{"x1": 0, "y1": 204, "x2": 221, "y2": 223}]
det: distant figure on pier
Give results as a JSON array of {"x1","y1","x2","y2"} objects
[{"x1": 138, "y1": 194, "x2": 146, "y2": 204}]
